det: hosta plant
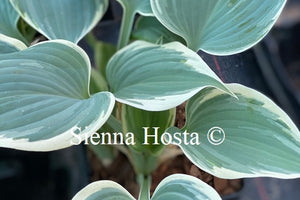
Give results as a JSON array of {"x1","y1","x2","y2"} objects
[{"x1": 1, "y1": 0, "x2": 299, "y2": 199}]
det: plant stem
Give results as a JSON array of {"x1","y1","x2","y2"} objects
[
  {"x1": 138, "y1": 174, "x2": 151, "y2": 200},
  {"x1": 129, "y1": 147, "x2": 158, "y2": 175},
  {"x1": 117, "y1": 6, "x2": 136, "y2": 50}
]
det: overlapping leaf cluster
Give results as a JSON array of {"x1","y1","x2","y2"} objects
[{"x1": 1, "y1": 0, "x2": 299, "y2": 199}]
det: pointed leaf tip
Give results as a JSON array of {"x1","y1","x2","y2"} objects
[{"x1": 107, "y1": 41, "x2": 233, "y2": 111}]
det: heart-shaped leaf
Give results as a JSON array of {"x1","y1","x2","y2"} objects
[
  {"x1": 10, "y1": 0, "x2": 108, "y2": 43},
  {"x1": 116, "y1": 0, "x2": 153, "y2": 16},
  {"x1": 72, "y1": 180, "x2": 135, "y2": 200},
  {"x1": 0, "y1": 0, "x2": 26, "y2": 43},
  {"x1": 106, "y1": 41, "x2": 233, "y2": 111},
  {"x1": 0, "y1": 40, "x2": 115, "y2": 151},
  {"x1": 0, "y1": 34, "x2": 27, "y2": 54},
  {"x1": 151, "y1": 0, "x2": 286, "y2": 54},
  {"x1": 168, "y1": 84, "x2": 300, "y2": 179},
  {"x1": 152, "y1": 174, "x2": 222, "y2": 200}
]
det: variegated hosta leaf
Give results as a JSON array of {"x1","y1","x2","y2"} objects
[
  {"x1": 73, "y1": 174, "x2": 221, "y2": 200},
  {"x1": 168, "y1": 84, "x2": 300, "y2": 179},
  {"x1": 72, "y1": 181, "x2": 135, "y2": 200},
  {"x1": 152, "y1": 174, "x2": 222, "y2": 200},
  {"x1": 116, "y1": 0, "x2": 153, "y2": 16},
  {"x1": 0, "y1": 0, "x2": 26, "y2": 42},
  {"x1": 151, "y1": 0, "x2": 286, "y2": 54},
  {"x1": 0, "y1": 40, "x2": 115, "y2": 151},
  {"x1": 106, "y1": 41, "x2": 232, "y2": 111},
  {"x1": 0, "y1": 34, "x2": 27, "y2": 54},
  {"x1": 10, "y1": 0, "x2": 109, "y2": 43}
]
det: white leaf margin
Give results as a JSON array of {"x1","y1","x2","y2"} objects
[
  {"x1": 72, "y1": 180, "x2": 135, "y2": 200},
  {"x1": 0, "y1": 33, "x2": 27, "y2": 52},
  {"x1": 152, "y1": 174, "x2": 222, "y2": 200},
  {"x1": 0, "y1": 39, "x2": 116, "y2": 151},
  {"x1": 0, "y1": 92, "x2": 115, "y2": 152},
  {"x1": 172, "y1": 83, "x2": 300, "y2": 179}
]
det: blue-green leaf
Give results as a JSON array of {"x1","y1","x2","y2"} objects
[
  {"x1": 106, "y1": 41, "x2": 233, "y2": 111},
  {"x1": 72, "y1": 174, "x2": 222, "y2": 200},
  {"x1": 0, "y1": 34, "x2": 27, "y2": 54},
  {"x1": 151, "y1": 0, "x2": 286, "y2": 54},
  {"x1": 72, "y1": 180, "x2": 135, "y2": 200},
  {"x1": 152, "y1": 174, "x2": 222, "y2": 200},
  {"x1": 169, "y1": 84, "x2": 300, "y2": 179},
  {"x1": 10, "y1": 0, "x2": 108, "y2": 43},
  {"x1": 0, "y1": 40, "x2": 115, "y2": 151},
  {"x1": 0, "y1": 0, "x2": 25, "y2": 42}
]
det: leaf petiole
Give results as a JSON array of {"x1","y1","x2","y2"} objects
[
  {"x1": 117, "y1": 5, "x2": 136, "y2": 49},
  {"x1": 138, "y1": 174, "x2": 151, "y2": 200}
]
